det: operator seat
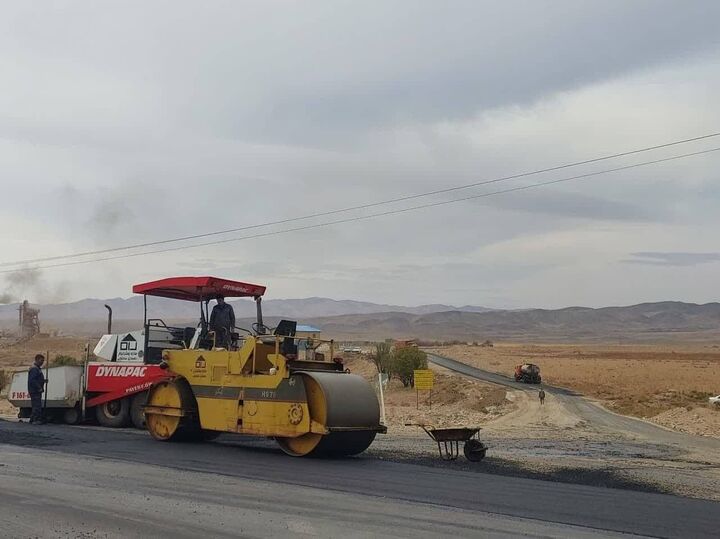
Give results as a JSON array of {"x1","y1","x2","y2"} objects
[
  {"x1": 182, "y1": 327, "x2": 195, "y2": 348},
  {"x1": 275, "y1": 319, "x2": 298, "y2": 357}
]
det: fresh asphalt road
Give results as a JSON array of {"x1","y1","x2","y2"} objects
[
  {"x1": 1, "y1": 420, "x2": 719, "y2": 538},
  {"x1": 427, "y1": 352, "x2": 720, "y2": 452}
]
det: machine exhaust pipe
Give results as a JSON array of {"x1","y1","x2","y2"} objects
[{"x1": 104, "y1": 304, "x2": 112, "y2": 334}]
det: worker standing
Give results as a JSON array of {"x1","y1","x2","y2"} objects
[
  {"x1": 28, "y1": 354, "x2": 46, "y2": 424},
  {"x1": 209, "y1": 295, "x2": 235, "y2": 349},
  {"x1": 538, "y1": 388, "x2": 546, "y2": 406}
]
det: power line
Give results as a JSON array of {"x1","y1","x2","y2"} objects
[
  {"x1": 1, "y1": 131, "x2": 718, "y2": 269},
  {"x1": 3, "y1": 145, "x2": 717, "y2": 274}
]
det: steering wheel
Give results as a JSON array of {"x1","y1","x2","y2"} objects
[{"x1": 252, "y1": 322, "x2": 268, "y2": 335}]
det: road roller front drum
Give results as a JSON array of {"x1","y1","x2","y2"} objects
[{"x1": 276, "y1": 373, "x2": 380, "y2": 457}]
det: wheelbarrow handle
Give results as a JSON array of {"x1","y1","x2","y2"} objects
[
  {"x1": 404, "y1": 422, "x2": 437, "y2": 429},
  {"x1": 404, "y1": 422, "x2": 438, "y2": 438}
]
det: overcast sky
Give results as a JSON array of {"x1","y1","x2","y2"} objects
[{"x1": 1, "y1": 1, "x2": 719, "y2": 308}]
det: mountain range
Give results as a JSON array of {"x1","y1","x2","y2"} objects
[
  {"x1": 301, "y1": 301, "x2": 720, "y2": 342},
  {"x1": 0, "y1": 296, "x2": 495, "y2": 322},
  {"x1": 1, "y1": 297, "x2": 719, "y2": 342}
]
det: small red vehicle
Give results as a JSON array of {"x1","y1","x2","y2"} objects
[{"x1": 514, "y1": 363, "x2": 542, "y2": 384}]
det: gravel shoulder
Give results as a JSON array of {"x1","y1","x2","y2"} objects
[
  {"x1": 421, "y1": 351, "x2": 720, "y2": 501},
  {"x1": 431, "y1": 343, "x2": 720, "y2": 431}
]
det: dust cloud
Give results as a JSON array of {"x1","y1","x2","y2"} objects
[
  {"x1": 0, "y1": 268, "x2": 69, "y2": 305},
  {"x1": 86, "y1": 188, "x2": 136, "y2": 241}
]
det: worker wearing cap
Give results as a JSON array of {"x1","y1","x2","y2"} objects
[
  {"x1": 28, "y1": 354, "x2": 46, "y2": 424},
  {"x1": 209, "y1": 295, "x2": 235, "y2": 349}
]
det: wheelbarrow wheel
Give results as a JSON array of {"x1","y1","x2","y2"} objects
[{"x1": 463, "y1": 439, "x2": 487, "y2": 462}]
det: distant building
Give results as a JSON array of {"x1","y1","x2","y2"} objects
[
  {"x1": 296, "y1": 324, "x2": 322, "y2": 358},
  {"x1": 394, "y1": 339, "x2": 417, "y2": 349},
  {"x1": 296, "y1": 324, "x2": 321, "y2": 339}
]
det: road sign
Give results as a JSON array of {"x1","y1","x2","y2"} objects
[{"x1": 413, "y1": 369, "x2": 434, "y2": 390}]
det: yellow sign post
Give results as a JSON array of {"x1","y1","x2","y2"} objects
[{"x1": 413, "y1": 369, "x2": 434, "y2": 409}]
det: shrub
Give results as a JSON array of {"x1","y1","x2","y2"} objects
[
  {"x1": 371, "y1": 342, "x2": 393, "y2": 374},
  {"x1": 53, "y1": 355, "x2": 80, "y2": 366},
  {"x1": 392, "y1": 347, "x2": 428, "y2": 387},
  {"x1": 0, "y1": 369, "x2": 7, "y2": 393}
]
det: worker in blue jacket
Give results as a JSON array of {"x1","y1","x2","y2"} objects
[{"x1": 28, "y1": 354, "x2": 46, "y2": 424}]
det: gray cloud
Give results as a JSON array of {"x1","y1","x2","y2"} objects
[
  {"x1": 86, "y1": 190, "x2": 135, "y2": 239},
  {"x1": 624, "y1": 252, "x2": 720, "y2": 267},
  {"x1": 475, "y1": 189, "x2": 660, "y2": 222},
  {"x1": 169, "y1": 1, "x2": 720, "y2": 144},
  {"x1": 1, "y1": 2, "x2": 720, "y2": 308},
  {"x1": 1, "y1": 2, "x2": 719, "y2": 147}
]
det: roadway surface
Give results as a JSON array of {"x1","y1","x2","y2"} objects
[
  {"x1": 426, "y1": 352, "x2": 720, "y2": 452},
  {"x1": 1, "y1": 419, "x2": 719, "y2": 538}
]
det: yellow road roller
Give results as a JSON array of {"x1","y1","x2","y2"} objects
[{"x1": 132, "y1": 276, "x2": 385, "y2": 456}]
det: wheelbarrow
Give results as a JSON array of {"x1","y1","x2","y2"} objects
[{"x1": 406, "y1": 423, "x2": 487, "y2": 461}]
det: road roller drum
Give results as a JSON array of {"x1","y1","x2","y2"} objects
[{"x1": 275, "y1": 372, "x2": 380, "y2": 456}]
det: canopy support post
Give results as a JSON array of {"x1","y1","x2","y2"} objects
[{"x1": 255, "y1": 296, "x2": 264, "y2": 334}]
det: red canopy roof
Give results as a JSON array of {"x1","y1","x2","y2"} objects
[{"x1": 132, "y1": 276, "x2": 266, "y2": 302}]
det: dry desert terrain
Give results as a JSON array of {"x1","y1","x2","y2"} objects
[{"x1": 433, "y1": 342, "x2": 720, "y2": 437}]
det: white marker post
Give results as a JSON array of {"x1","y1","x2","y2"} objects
[{"x1": 378, "y1": 372, "x2": 386, "y2": 425}]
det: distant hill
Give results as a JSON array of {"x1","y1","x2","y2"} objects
[
  {"x1": 0, "y1": 296, "x2": 495, "y2": 323},
  {"x1": 301, "y1": 301, "x2": 720, "y2": 342},
  {"x1": 1, "y1": 298, "x2": 718, "y2": 342}
]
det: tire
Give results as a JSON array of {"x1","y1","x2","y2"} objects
[
  {"x1": 130, "y1": 391, "x2": 148, "y2": 429},
  {"x1": 95, "y1": 398, "x2": 131, "y2": 428},
  {"x1": 464, "y1": 439, "x2": 487, "y2": 462},
  {"x1": 62, "y1": 407, "x2": 81, "y2": 425}
]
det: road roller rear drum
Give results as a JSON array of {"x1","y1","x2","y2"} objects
[{"x1": 145, "y1": 379, "x2": 201, "y2": 441}]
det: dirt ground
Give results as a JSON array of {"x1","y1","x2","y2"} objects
[
  {"x1": 433, "y1": 343, "x2": 720, "y2": 437},
  {"x1": 0, "y1": 335, "x2": 91, "y2": 370},
  {"x1": 649, "y1": 406, "x2": 720, "y2": 438},
  {"x1": 343, "y1": 355, "x2": 513, "y2": 435},
  {"x1": 0, "y1": 397, "x2": 15, "y2": 416}
]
